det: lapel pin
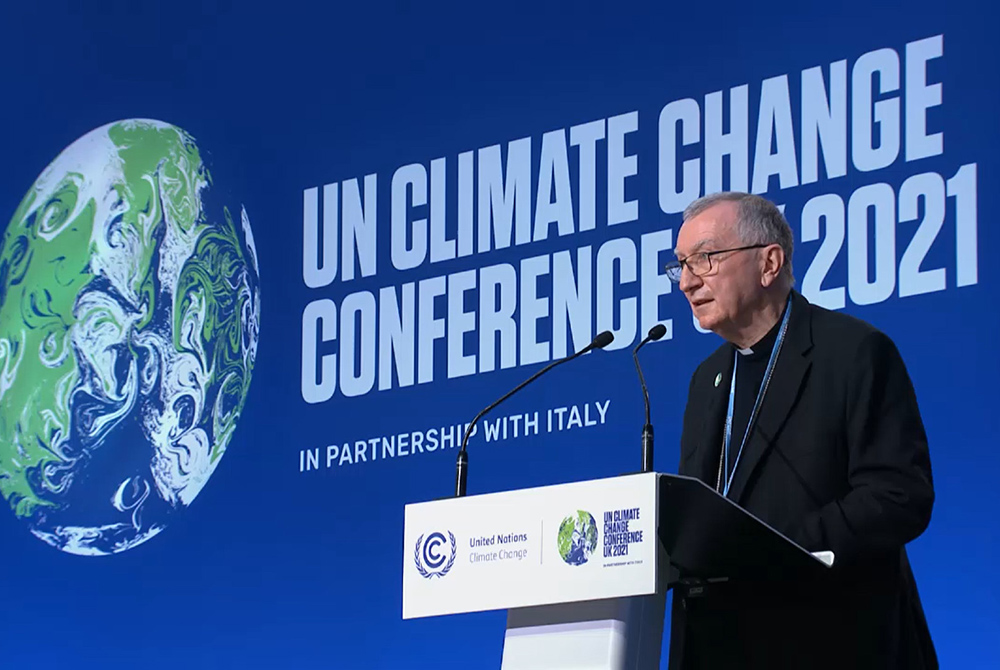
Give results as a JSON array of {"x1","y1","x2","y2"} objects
[{"x1": 715, "y1": 373, "x2": 722, "y2": 387}]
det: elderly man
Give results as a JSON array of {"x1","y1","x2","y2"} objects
[{"x1": 666, "y1": 192, "x2": 937, "y2": 669}]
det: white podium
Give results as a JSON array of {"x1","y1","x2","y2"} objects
[{"x1": 402, "y1": 472, "x2": 668, "y2": 670}]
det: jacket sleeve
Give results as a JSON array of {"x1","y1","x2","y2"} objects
[
  {"x1": 792, "y1": 330, "x2": 935, "y2": 565},
  {"x1": 678, "y1": 364, "x2": 705, "y2": 477}
]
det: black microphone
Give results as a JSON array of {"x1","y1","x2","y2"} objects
[
  {"x1": 633, "y1": 323, "x2": 667, "y2": 472},
  {"x1": 455, "y1": 330, "x2": 615, "y2": 497}
]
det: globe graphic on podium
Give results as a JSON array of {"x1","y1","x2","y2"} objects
[
  {"x1": 557, "y1": 510, "x2": 599, "y2": 565},
  {"x1": 0, "y1": 119, "x2": 260, "y2": 556}
]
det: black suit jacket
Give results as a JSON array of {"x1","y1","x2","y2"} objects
[{"x1": 669, "y1": 290, "x2": 937, "y2": 669}]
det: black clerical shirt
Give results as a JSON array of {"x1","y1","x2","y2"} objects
[{"x1": 723, "y1": 305, "x2": 787, "y2": 485}]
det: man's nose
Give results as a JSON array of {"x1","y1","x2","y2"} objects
[{"x1": 679, "y1": 264, "x2": 701, "y2": 293}]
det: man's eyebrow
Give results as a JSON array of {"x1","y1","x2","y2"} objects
[{"x1": 674, "y1": 238, "x2": 716, "y2": 257}]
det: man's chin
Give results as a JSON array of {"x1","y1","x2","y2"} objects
[
  {"x1": 695, "y1": 318, "x2": 716, "y2": 333},
  {"x1": 693, "y1": 308, "x2": 719, "y2": 332}
]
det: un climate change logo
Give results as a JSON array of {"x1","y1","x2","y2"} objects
[
  {"x1": 0, "y1": 119, "x2": 260, "y2": 556},
  {"x1": 558, "y1": 511, "x2": 598, "y2": 566},
  {"x1": 414, "y1": 531, "x2": 457, "y2": 578}
]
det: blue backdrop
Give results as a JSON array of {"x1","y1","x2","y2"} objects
[{"x1": 1, "y1": 1, "x2": 996, "y2": 667}]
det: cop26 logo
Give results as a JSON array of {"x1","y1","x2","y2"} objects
[
  {"x1": 558, "y1": 511, "x2": 599, "y2": 566},
  {"x1": 414, "y1": 531, "x2": 457, "y2": 578}
]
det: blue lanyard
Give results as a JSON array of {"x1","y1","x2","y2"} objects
[{"x1": 720, "y1": 299, "x2": 792, "y2": 497}]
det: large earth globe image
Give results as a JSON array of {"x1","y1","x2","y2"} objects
[{"x1": 0, "y1": 119, "x2": 260, "y2": 556}]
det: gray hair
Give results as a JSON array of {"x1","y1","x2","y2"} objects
[{"x1": 682, "y1": 191, "x2": 794, "y2": 286}]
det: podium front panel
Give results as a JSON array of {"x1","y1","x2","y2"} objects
[{"x1": 402, "y1": 472, "x2": 659, "y2": 619}]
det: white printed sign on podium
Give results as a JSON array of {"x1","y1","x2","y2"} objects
[{"x1": 402, "y1": 472, "x2": 667, "y2": 670}]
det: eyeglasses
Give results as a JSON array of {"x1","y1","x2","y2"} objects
[{"x1": 664, "y1": 244, "x2": 768, "y2": 283}]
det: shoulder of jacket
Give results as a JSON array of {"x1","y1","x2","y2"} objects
[{"x1": 804, "y1": 298, "x2": 885, "y2": 347}]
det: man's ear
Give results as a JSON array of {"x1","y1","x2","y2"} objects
[{"x1": 760, "y1": 244, "x2": 785, "y2": 287}]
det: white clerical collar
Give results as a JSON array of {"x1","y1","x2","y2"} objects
[{"x1": 738, "y1": 346, "x2": 754, "y2": 356}]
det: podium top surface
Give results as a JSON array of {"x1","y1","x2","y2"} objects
[{"x1": 656, "y1": 473, "x2": 831, "y2": 582}]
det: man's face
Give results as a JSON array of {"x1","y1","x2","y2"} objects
[{"x1": 674, "y1": 201, "x2": 765, "y2": 337}]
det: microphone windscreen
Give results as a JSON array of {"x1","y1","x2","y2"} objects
[
  {"x1": 648, "y1": 324, "x2": 668, "y2": 341},
  {"x1": 593, "y1": 330, "x2": 615, "y2": 349}
]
